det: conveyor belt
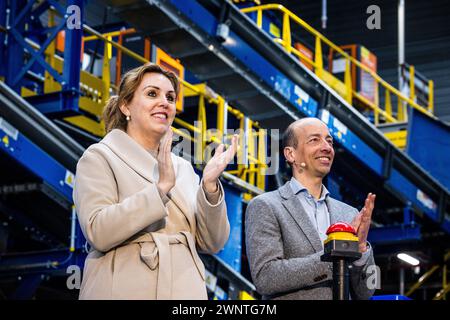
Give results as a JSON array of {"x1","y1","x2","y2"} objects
[{"x1": 0, "y1": 82, "x2": 84, "y2": 173}]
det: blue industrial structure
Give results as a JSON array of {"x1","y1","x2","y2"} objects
[
  {"x1": 0, "y1": 0, "x2": 449, "y2": 299},
  {"x1": 407, "y1": 109, "x2": 450, "y2": 191}
]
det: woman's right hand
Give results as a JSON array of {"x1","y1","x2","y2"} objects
[{"x1": 156, "y1": 129, "x2": 175, "y2": 195}]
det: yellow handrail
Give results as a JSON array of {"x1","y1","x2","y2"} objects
[
  {"x1": 83, "y1": 28, "x2": 136, "y2": 42},
  {"x1": 405, "y1": 265, "x2": 440, "y2": 297},
  {"x1": 433, "y1": 284, "x2": 450, "y2": 300},
  {"x1": 437, "y1": 251, "x2": 450, "y2": 300},
  {"x1": 82, "y1": 25, "x2": 251, "y2": 114},
  {"x1": 241, "y1": 4, "x2": 435, "y2": 123}
]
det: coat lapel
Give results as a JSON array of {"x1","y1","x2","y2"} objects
[
  {"x1": 279, "y1": 181, "x2": 323, "y2": 252},
  {"x1": 168, "y1": 183, "x2": 196, "y2": 230},
  {"x1": 100, "y1": 129, "x2": 194, "y2": 228},
  {"x1": 100, "y1": 129, "x2": 179, "y2": 183}
]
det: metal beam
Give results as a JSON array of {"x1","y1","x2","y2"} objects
[
  {"x1": 0, "y1": 201, "x2": 63, "y2": 247},
  {"x1": 0, "y1": 249, "x2": 86, "y2": 276},
  {"x1": 225, "y1": 89, "x2": 260, "y2": 101},
  {"x1": 196, "y1": 68, "x2": 236, "y2": 81},
  {"x1": 174, "y1": 47, "x2": 209, "y2": 59},
  {"x1": 368, "y1": 224, "x2": 421, "y2": 244},
  {"x1": 249, "y1": 109, "x2": 285, "y2": 121},
  {"x1": 0, "y1": 82, "x2": 84, "y2": 172}
]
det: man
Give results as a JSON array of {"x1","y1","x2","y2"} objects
[{"x1": 245, "y1": 117, "x2": 376, "y2": 300}]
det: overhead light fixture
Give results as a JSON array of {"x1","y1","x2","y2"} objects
[
  {"x1": 216, "y1": 23, "x2": 230, "y2": 43},
  {"x1": 216, "y1": 1, "x2": 231, "y2": 42},
  {"x1": 397, "y1": 253, "x2": 420, "y2": 266}
]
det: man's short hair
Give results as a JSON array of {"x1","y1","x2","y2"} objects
[{"x1": 282, "y1": 122, "x2": 299, "y2": 150}]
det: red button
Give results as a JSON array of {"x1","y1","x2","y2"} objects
[{"x1": 326, "y1": 222, "x2": 356, "y2": 235}]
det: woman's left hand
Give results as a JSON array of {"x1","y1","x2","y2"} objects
[{"x1": 202, "y1": 134, "x2": 239, "y2": 193}]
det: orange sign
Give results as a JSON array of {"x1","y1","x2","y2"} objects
[
  {"x1": 155, "y1": 47, "x2": 185, "y2": 113},
  {"x1": 294, "y1": 42, "x2": 314, "y2": 71}
]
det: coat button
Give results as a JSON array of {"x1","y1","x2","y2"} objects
[{"x1": 314, "y1": 274, "x2": 327, "y2": 282}]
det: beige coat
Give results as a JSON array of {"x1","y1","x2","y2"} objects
[{"x1": 73, "y1": 129, "x2": 230, "y2": 299}]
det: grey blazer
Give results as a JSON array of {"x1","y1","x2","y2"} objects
[{"x1": 245, "y1": 181, "x2": 376, "y2": 300}]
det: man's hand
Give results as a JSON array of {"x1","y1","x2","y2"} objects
[
  {"x1": 157, "y1": 129, "x2": 176, "y2": 195},
  {"x1": 202, "y1": 134, "x2": 239, "y2": 193},
  {"x1": 351, "y1": 193, "x2": 376, "y2": 253}
]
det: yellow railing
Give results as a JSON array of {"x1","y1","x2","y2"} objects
[
  {"x1": 241, "y1": 4, "x2": 435, "y2": 125},
  {"x1": 433, "y1": 251, "x2": 450, "y2": 300},
  {"x1": 405, "y1": 264, "x2": 440, "y2": 297},
  {"x1": 36, "y1": 22, "x2": 267, "y2": 195},
  {"x1": 406, "y1": 251, "x2": 450, "y2": 300},
  {"x1": 183, "y1": 83, "x2": 267, "y2": 197}
]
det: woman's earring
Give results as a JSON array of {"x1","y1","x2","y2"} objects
[{"x1": 126, "y1": 115, "x2": 131, "y2": 121}]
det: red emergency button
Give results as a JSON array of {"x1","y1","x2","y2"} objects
[{"x1": 326, "y1": 222, "x2": 356, "y2": 235}]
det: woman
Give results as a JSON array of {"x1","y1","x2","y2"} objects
[{"x1": 73, "y1": 63, "x2": 237, "y2": 299}]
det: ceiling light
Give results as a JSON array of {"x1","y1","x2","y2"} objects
[{"x1": 397, "y1": 253, "x2": 420, "y2": 266}]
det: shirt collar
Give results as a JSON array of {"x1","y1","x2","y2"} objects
[{"x1": 290, "y1": 176, "x2": 329, "y2": 201}]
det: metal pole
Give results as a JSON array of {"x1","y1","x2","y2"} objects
[
  {"x1": 333, "y1": 259, "x2": 350, "y2": 300},
  {"x1": 398, "y1": 0, "x2": 406, "y2": 118},
  {"x1": 398, "y1": 0, "x2": 405, "y2": 89},
  {"x1": 321, "y1": 0, "x2": 327, "y2": 29},
  {"x1": 400, "y1": 267, "x2": 405, "y2": 295},
  {"x1": 62, "y1": 0, "x2": 83, "y2": 112},
  {"x1": 70, "y1": 206, "x2": 76, "y2": 252}
]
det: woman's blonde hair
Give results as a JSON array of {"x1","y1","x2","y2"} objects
[{"x1": 102, "y1": 63, "x2": 180, "y2": 133}]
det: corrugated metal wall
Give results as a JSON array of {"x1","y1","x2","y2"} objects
[{"x1": 268, "y1": 0, "x2": 450, "y2": 122}]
